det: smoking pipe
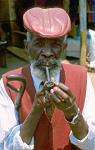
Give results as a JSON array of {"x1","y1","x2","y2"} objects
[{"x1": 44, "y1": 66, "x2": 55, "y2": 92}]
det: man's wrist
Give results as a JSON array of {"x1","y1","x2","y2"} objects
[
  {"x1": 69, "y1": 110, "x2": 88, "y2": 140},
  {"x1": 64, "y1": 102, "x2": 78, "y2": 122},
  {"x1": 68, "y1": 108, "x2": 80, "y2": 124},
  {"x1": 64, "y1": 106, "x2": 89, "y2": 140}
]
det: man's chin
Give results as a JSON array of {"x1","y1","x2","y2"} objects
[{"x1": 32, "y1": 65, "x2": 59, "y2": 80}]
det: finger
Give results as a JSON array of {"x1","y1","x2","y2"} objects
[
  {"x1": 51, "y1": 87, "x2": 73, "y2": 107},
  {"x1": 36, "y1": 87, "x2": 45, "y2": 97},
  {"x1": 43, "y1": 97, "x2": 47, "y2": 104},
  {"x1": 53, "y1": 86, "x2": 69, "y2": 103},
  {"x1": 42, "y1": 95, "x2": 52, "y2": 108},
  {"x1": 54, "y1": 81, "x2": 76, "y2": 100},
  {"x1": 50, "y1": 88, "x2": 61, "y2": 104},
  {"x1": 38, "y1": 96, "x2": 49, "y2": 107}
]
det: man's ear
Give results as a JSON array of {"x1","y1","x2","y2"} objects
[
  {"x1": 24, "y1": 39, "x2": 28, "y2": 49},
  {"x1": 62, "y1": 43, "x2": 67, "y2": 49},
  {"x1": 62, "y1": 35, "x2": 68, "y2": 49}
]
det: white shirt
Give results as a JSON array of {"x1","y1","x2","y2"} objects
[{"x1": 0, "y1": 69, "x2": 95, "y2": 149}]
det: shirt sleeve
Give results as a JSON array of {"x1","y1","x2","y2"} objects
[
  {"x1": 4, "y1": 125, "x2": 34, "y2": 150},
  {"x1": 70, "y1": 73, "x2": 95, "y2": 150},
  {"x1": 0, "y1": 79, "x2": 34, "y2": 150}
]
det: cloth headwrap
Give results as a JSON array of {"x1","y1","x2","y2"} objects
[{"x1": 23, "y1": 7, "x2": 71, "y2": 38}]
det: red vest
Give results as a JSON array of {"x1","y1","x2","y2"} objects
[{"x1": 2, "y1": 63, "x2": 87, "y2": 150}]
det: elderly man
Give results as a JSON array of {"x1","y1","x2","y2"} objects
[{"x1": 0, "y1": 7, "x2": 95, "y2": 150}]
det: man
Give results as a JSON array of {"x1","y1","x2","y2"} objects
[{"x1": 0, "y1": 7, "x2": 95, "y2": 150}]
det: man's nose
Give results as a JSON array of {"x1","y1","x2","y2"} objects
[{"x1": 40, "y1": 50, "x2": 54, "y2": 58}]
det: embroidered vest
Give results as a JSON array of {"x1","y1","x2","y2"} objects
[{"x1": 2, "y1": 63, "x2": 87, "y2": 150}]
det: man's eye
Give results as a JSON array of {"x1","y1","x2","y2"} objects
[
  {"x1": 53, "y1": 44, "x2": 61, "y2": 49},
  {"x1": 33, "y1": 43, "x2": 43, "y2": 48},
  {"x1": 53, "y1": 41, "x2": 61, "y2": 46}
]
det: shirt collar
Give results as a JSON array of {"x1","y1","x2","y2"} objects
[{"x1": 30, "y1": 65, "x2": 60, "y2": 91}]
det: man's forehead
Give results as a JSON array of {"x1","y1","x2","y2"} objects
[{"x1": 28, "y1": 32, "x2": 65, "y2": 42}]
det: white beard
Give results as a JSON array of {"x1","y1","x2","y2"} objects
[{"x1": 30, "y1": 60, "x2": 61, "y2": 81}]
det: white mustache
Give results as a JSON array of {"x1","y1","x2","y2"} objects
[{"x1": 30, "y1": 59, "x2": 61, "y2": 80}]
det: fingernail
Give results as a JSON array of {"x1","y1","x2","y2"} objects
[
  {"x1": 54, "y1": 86, "x2": 58, "y2": 91},
  {"x1": 55, "y1": 82, "x2": 59, "y2": 86},
  {"x1": 50, "y1": 89, "x2": 54, "y2": 93}
]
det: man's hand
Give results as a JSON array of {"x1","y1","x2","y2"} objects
[
  {"x1": 49, "y1": 81, "x2": 78, "y2": 121},
  {"x1": 48, "y1": 81, "x2": 88, "y2": 140},
  {"x1": 20, "y1": 86, "x2": 49, "y2": 144},
  {"x1": 32, "y1": 85, "x2": 51, "y2": 112},
  {"x1": 50, "y1": 81, "x2": 76, "y2": 109}
]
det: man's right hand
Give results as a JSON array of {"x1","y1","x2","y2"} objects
[{"x1": 20, "y1": 87, "x2": 46, "y2": 144}]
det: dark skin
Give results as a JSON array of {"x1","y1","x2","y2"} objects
[{"x1": 20, "y1": 34, "x2": 88, "y2": 145}]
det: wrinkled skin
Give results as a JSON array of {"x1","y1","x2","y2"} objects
[
  {"x1": 28, "y1": 35, "x2": 63, "y2": 80},
  {"x1": 28, "y1": 34, "x2": 76, "y2": 114}
]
